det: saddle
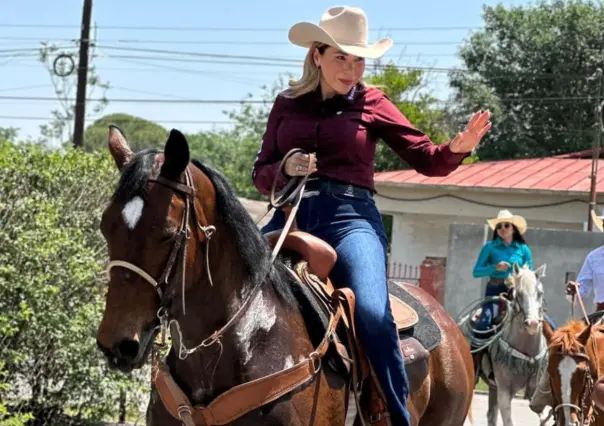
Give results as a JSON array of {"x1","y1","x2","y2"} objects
[{"x1": 265, "y1": 223, "x2": 432, "y2": 426}]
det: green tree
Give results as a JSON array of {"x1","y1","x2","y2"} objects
[
  {"x1": 0, "y1": 140, "x2": 147, "y2": 423},
  {"x1": 366, "y1": 63, "x2": 454, "y2": 171},
  {"x1": 83, "y1": 113, "x2": 169, "y2": 152},
  {"x1": 0, "y1": 127, "x2": 18, "y2": 144},
  {"x1": 449, "y1": 0, "x2": 604, "y2": 160},
  {"x1": 38, "y1": 42, "x2": 110, "y2": 146}
]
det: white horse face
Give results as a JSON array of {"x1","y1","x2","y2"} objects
[{"x1": 508, "y1": 263, "x2": 546, "y2": 335}]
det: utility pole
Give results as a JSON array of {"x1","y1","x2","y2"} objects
[
  {"x1": 73, "y1": 0, "x2": 92, "y2": 148},
  {"x1": 588, "y1": 60, "x2": 603, "y2": 231}
]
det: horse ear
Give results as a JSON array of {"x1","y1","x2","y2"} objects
[
  {"x1": 578, "y1": 323, "x2": 593, "y2": 345},
  {"x1": 504, "y1": 275, "x2": 514, "y2": 288},
  {"x1": 534, "y1": 264, "x2": 547, "y2": 279},
  {"x1": 160, "y1": 129, "x2": 190, "y2": 180},
  {"x1": 513, "y1": 261, "x2": 521, "y2": 275},
  {"x1": 108, "y1": 125, "x2": 133, "y2": 170}
]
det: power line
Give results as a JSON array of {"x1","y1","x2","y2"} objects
[
  {"x1": 0, "y1": 23, "x2": 481, "y2": 32},
  {"x1": 96, "y1": 44, "x2": 301, "y2": 63},
  {"x1": 0, "y1": 114, "x2": 236, "y2": 124},
  {"x1": 0, "y1": 36, "x2": 466, "y2": 46},
  {"x1": 0, "y1": 95, "x2": 269, "y2": 103}
]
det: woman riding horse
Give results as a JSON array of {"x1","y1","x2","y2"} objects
[
  {"x1": 252, "y1": 6, "x2": 491, "y2": 424},
  {"x1": 472, "y1": 210, "x2": 533, "y2": 332}
]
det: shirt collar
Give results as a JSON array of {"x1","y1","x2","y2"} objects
[
  {"x1": 494, "y1": 238, "x2": 519, "y2": 248},
  {"x1": 310, "y1": 84, "x2": 359, "y2": 105}
]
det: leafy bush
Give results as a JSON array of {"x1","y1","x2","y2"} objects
[{"x1": 0, "y1": 140, "x2": 148, "y2": 425}]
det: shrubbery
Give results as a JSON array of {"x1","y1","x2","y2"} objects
[{"x1": 0, "y1": 140, "x2": 148, "y2": 425}]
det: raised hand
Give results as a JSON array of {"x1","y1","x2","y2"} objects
[{"x1": 450, "y1": 110, "x2": 492, "y2": 154}]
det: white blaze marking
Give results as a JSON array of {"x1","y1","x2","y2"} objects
[
  {"x1": 559, "y1": 356, "x2": 578, "y2": 424},
  {"x1": 283, "y1": 356, "x2": 294, "y2": 370},
  {"x1": 235, "y1": 290, "x2": 277, "y2": 365},
  {"x1": 122, "y1": 197, "x2": 144, "y2": 229}
]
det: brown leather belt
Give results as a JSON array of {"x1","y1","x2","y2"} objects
[{"x1": 489, "y1": 278, "x2": 506, "y2": 285}]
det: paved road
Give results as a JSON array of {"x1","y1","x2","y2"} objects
[{"x1": 471, "y1": 393, "x2": 548, "y2": 426}]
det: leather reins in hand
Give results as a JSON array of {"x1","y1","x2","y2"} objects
[{"x1": 254, "y1": 148, "x2": 314, "y2": 262}]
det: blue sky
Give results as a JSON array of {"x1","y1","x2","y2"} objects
[{"x1": 0, "y1": 0, "x2": 528, "y2": 142}]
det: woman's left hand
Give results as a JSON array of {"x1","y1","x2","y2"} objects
[{"x1": 449, "y1": 110, "x2": 492, "y2": 154}]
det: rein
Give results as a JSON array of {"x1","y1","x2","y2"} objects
[{"x1": 571, "y1": 289, "x2": 592, "y2": 327}]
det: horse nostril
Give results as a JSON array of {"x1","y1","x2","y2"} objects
[{"x1": 115, "y1": 339, "x2": 140, "y2": 362}]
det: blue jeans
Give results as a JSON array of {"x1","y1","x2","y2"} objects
[
  {"x1": 262, "y1": 180, "x2": 410, "y2": 426},
  {"x1": 476, "y1": 282, "x2": 508, "y2": 331}
]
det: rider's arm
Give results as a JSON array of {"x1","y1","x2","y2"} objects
[
  {"x1": 251, "y1": 95, "x2": 288, "y2": 196},
  {"x1": 472, "y1": 243, "x2": 495, "y2": 278},
  {"x1": 576, "y1": 253, "x2": 594, "y2": 299},
  {"x1": 371, "y1": 92, "x2": 470, "y2": 176}
]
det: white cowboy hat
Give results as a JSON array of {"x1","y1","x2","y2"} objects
[
  {"x1": 487, "y1": 210, "x2": 528, "y2": 235},
  {"x1": 288, "y1": 6, "x2": 393, "y2": 59},
  {"x1": 592, "y1": 209, "x2": 604, "y2": 232}
]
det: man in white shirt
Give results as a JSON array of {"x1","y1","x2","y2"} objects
[
  {"x1": 565, "y1": 211, "x2": 604, "y2": 312},
  {"x1": 530, "y1": 211, "x2": 604, "y2": 414}
]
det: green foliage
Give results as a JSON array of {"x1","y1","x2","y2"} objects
[
  {"x1": 83, "y1": 113, "x2": 169, "y2": 152},
  {"x1": 0, "y1": 140, "x2": 148, "y2": 424},
  {"x1": 450, "y1": 0, "x2": 604, "y2": 160},
  {"x1": 0, "y1": 128, "x2": 19, "y2": 144},
  {"x1": 367, "y1": 64, "x2": 453, "y2": 171}
]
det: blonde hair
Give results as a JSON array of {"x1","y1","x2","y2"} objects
[{"x1": 283, "y1": 41, "x2": 368, "y2": 99}]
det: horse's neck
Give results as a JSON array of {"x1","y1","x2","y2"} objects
[
  {"x1": 166, "y1": 234, "x2": 306, "y2": 405},
  {"x1": 503, "y1": 314, "x2": 545, "y2": 357}
]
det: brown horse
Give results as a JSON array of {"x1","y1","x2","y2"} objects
[
  {"x1": 95, "y1": 127, "x2": 475, "y2": 425},
  {"x1": 544, "y1": 319, "x2": 604, "y2": 425}
]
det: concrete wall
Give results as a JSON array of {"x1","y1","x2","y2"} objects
[
  {"x1": 444, "y1": 223, "x2": 604, "y2": 327},
  {"x1": 388, "y1": 212, "x2": 584, "y2": 269}
]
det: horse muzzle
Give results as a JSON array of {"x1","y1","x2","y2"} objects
[
  {"x1": 97, "y1": 327, "x2": 158, "y2": 373},
  {"x1": 524, "y1": 319, "x2": 540, "y2": 334}
]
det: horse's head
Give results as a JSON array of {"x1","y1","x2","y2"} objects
[
  {"x1": 96, "y1": 126, "x2": 217, "y2": 372},
  {"x1": 505, "y1": 262, "x2": 546, "y2": 335},
  {"x1": 547, "y1": 321, "x2": 599, "y2": 426}
]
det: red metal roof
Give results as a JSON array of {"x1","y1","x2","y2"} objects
[{"x1": 374, "y1": 158, "x2": 604, "y2": 193}]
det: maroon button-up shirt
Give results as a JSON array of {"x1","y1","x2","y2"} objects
[{"x1": 252, "y1": 85, "x2": 469, "y2": 195}]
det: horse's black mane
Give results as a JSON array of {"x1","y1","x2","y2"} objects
[
  {"x1": 191, "y1": 159, "x2": 296, "y2": 302},
  {"x1": 111, "y1": 149, "x2": 296, "y2": 304}
]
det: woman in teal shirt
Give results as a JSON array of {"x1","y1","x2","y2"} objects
[{"x1": 472, "y1": 210, "x2": 532, "y2": 330}]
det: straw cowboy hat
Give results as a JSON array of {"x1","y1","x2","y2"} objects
[
  {"x1": 592, "y1": 209, "x2": 604, "y2": 232},
  {"x1": 487, "y1": 210, "x2": 528, "y2": 235},
  {"x1": 288, "y1": 6, "x2": 393, "y2": 59}
]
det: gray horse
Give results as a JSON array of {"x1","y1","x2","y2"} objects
[{"x1": 475, "y1": 262, "x2": 550, "y2": 426}]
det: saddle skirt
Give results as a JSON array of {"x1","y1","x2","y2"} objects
[{"x1": 268, "y1": 228, "x2": 443, "y2": 425}]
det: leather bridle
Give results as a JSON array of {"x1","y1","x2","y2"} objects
[
  {"x1": 550, "y1": 350, "x2": 597, "y2": 426},
  {"x1": 105, "y1": 149, "x2": 313, "y2": 360},
  {"x1": 106, "y1": 167, "x2": 220, "y2": 355}
]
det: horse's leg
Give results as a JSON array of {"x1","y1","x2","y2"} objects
[
  {"x1": 487, "y1": 384, "x2": 499, "y2": 426},
  {"x1": 496, "y1": 385, "x2": 514, "y2": 426},
  {"x1": 402, "y1": 286, "x2": 474, "y2": 426}
]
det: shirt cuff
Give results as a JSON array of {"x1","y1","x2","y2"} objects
[{"x1": 442, "y1": 143, "x2": 471, "y2": 164}]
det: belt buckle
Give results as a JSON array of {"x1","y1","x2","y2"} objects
[{"x1": 344, "y1": 185, "x2": 354, "y2": 197}]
